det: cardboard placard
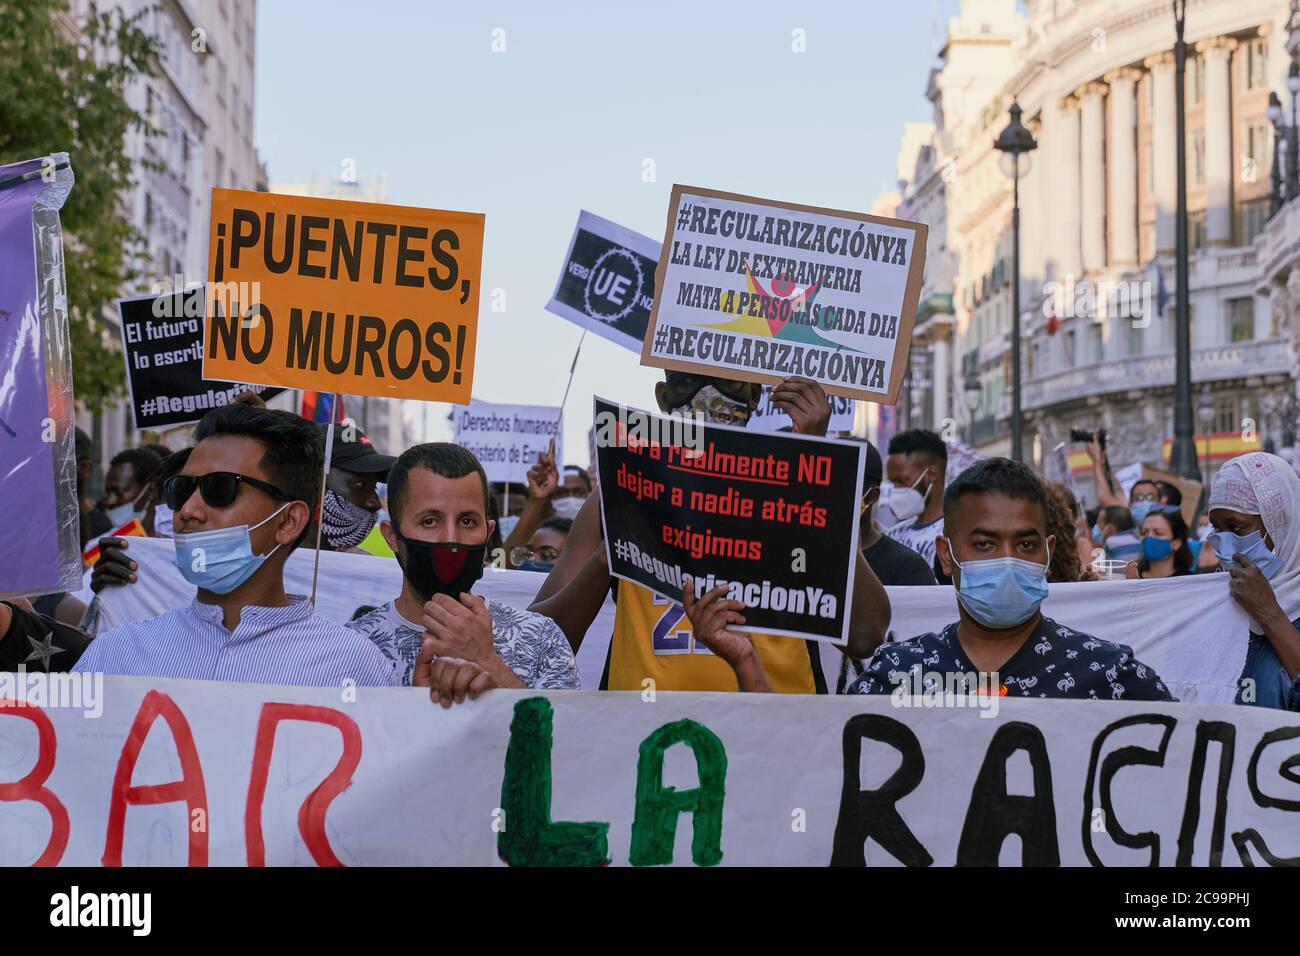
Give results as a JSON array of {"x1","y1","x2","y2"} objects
[
  {"x1": 641, "y1": 185, "x2": 926, "y2": 403},
  {"x1": 545, "y1": 210, "x2": 659, "y2": 353},
  {"x1": 453, "y1": 399, "x2": 563, "y2": 485},
  {"x1": 118, "y1": 289, "x2": 282, "y2": 429},
  {"x1": 593, "y1": 396, "x2": 863, "y2": 645},
  {"x1": 202, "y1": 189, "x2": 484, "y2": 403}
]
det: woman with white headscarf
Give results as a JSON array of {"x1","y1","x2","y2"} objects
[{"x1": 1206, "y1": 452, "x2": 1300, "y2": 711}]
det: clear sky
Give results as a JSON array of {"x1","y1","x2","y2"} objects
[{"x1": 255, "y1": 0, "x2": 960, "y2": 459}]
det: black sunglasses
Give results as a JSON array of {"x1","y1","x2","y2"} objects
[
  {"x1": 665, "y1": 374, "x2": 758, "y2": 406},
  {"x1": 163, "y1": 472, "x2": 289, "y2": 510}
]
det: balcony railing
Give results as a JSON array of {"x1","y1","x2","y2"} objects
[{"x1": 1021, "y1": 338, "x2": 1294, "y2": 411}]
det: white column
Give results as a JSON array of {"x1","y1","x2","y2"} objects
[
  {"x1": 1078, "y1": 82, "x2": 1109, "y2": 273},
  {"x1": 1104, "y1": 68, "x2": 1141, "y2": 268},
  {"x1": 1197, "y1": 37, "x2": 1237, "y2": 246},
  {"x1": 1055, "y1": 95, "x2": 1083, "y2": 279},
  {"x1": 1146, "y1": 52, "x2": 1177, "y2": 256}
]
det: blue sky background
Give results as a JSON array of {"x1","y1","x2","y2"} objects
[{"x1": 255, "y1": 0, "x2": 961, "y2": 458}]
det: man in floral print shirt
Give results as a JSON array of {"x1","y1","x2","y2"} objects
[
  {"x1": 347, "y1": 443, "x2": 579, "y2": 704},
  {"x1": 844, "y1": 458, "x2": 1173, "y2": 702}
]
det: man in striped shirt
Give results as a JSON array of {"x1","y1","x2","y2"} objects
[{"x1": 73, "y1": 405, "x2": 397, "y2": 688}]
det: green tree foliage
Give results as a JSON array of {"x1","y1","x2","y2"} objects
[{"x1": 0, "y1": 0, "x2": 159, "y2": 412}]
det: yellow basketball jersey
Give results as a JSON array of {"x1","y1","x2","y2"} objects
[{"x1": 603, "y1": 581, "x2": 821, "y2": 693}]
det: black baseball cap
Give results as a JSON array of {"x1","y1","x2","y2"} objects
[{"x1": 323, "y1": 423, "x2": 396, "y2": 475}]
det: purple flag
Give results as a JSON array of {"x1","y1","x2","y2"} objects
[{"x1": 0, "y1": 154, "x2": 82, "y2": 597}]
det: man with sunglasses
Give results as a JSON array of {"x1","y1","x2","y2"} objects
[
  {"x1": 528, "y1": 371, "x2": 890, "y2": 694},
  {"x1": 72, "y1": 404, "x2": 397, "y2": 687},
  {"x1": 346, "y1": 443, "x2": 579, "y2": 706}
]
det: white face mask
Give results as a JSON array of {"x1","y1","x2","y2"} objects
[
  {"x1": 551, "y1": 497, "x2": 585, "y2": 520},
  {"x1": 883, "y1": 471, "x2": 929, "y2": 525},
  {"x1": 153, "y1": 502, "x2": 174, "y2": 538}
]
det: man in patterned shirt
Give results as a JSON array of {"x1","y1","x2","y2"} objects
[
  {"x1": 346, "y1": 443, "x2": 579, "y2": 706},
  {"x1": 848, "y1": 458, "x2": 1173, "y2": 701},
  {"x1": 683, "y1": 457, "x2": 1173, "y2": 701}
]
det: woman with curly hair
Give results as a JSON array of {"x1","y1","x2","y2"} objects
[{"x1": 1044, "y1": 481, "x2": 1086, "y2": 583}]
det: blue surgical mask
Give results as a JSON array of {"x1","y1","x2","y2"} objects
[
  {"x1": 517, "y1": 559, "x2": 553, "y2": 573},
  {"x1": 1130, "y1": 501, "x2": 1156, "y2": 525},
  {"x1": 1091, "y1": 523, "x2": 1103, "y2": 545},
  {"x1": 105, "y1": 502, "x2": 137, "y2": 528},
  {"x1": 1209, "y1": 529, "x2": 1284, "y2": 579},
  {"x1": 948, "y1": 543, "x2": 1051, "y2": 629},
  {"x1": 1141, "y1": 536, "x2": 1173, "y2": 562},
  {"x1": 173, "y1": 503, "x2": 290, "y2": 595}
]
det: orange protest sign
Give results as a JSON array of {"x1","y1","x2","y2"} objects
[{"x1": 202, "y1": 189, "x2": 484, "y2": 403}]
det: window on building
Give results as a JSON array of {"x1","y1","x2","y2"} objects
[
  {"x1": 1188, "y1": 54, "x2": 1204, "y2": 105},
  {"x1": 1063, "y1": 329, "x2": 1076, "y2": 368},
  {"x1": 232, "y1": 84, "x2": 240, "y2": 130},
  {"x1": 1191, "y1": 129, "x2": 1206, "y2": 185},
  {"x1": 1246, "y1": 38, "x2": 1269, "y2": 90},
  {"x1": 1189, "y1": 209, "x2": 1206, "y2": 251},
  {"x1": 1086, "y1": 323, "x2": 1103, "y2": 364},
  {"x1": 217, "y1": 59, "x2": 226, "y2": 105},
  {"x1": 1239, "y1": 197, "x2": 1270, "y2": 245},
  {"x1": 1128, "y1": 317, "x2": 1145, "y2": 356},
  {"x1": 1246, "y1": 121, "x2": 1270, "y2": 171},
  {"x1": 1215, "y1": 397, "x2": 1236, "y2": 435},
  {"x1": 1227, "y1": 297, "x2": 1254, "y2": 342}
]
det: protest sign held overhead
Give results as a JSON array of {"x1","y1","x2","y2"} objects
[
  {"x1": 593, "y1": 396, "x2": 863, "y2": 645},
  {"x1": 546, "y1": 210, "x2": 659, "y2": 353},
  {"x1": 642, "y1": 185, "x2": 926, "y2": 403},
  {"x1": 118, "y1": 289, "x2": 282, "y2": 429},
  {"x1": 202, "y1": 189, "x2": 484, "y2": 403},
  {"x1": 454, "y1": 399, "x2": 563, "y2": 485},
  {"x1": 749, "y1": 385, "x2": 855, "y2": 434}
]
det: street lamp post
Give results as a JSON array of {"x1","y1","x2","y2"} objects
[
  {"x1": 993, "y1": 101, "x2": 1037, "y2": 463},
  {"x1": 1169, "y1": 0, "x2": 1200, "y2": 481}
]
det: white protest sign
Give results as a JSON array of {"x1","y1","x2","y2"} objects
[
  {"x1": 748, "y1": 385, "x2": 855, "y2": 433},
  {"x1": 2, "y1": 677, "x2": 1297, "y2": 865},
  {"x1": 642, "y1": 185, "x2": 926, "y2": 403},
  {"x1": 453, "y1": 399, "x2": 563, "y2": 485}
]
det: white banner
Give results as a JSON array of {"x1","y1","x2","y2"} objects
[
  {"x1": 88, "y1": 539, "x2": 1252, "y2": 704},
  {"x1": 748, "y1": 386, "x2": 855, "y2": 434},
  {"x1": 1, "y1": 678, "x2": 1296, "y2": 866},
  {"x1": 452, "y1": 399, "x2": 563, "y2": 485}
]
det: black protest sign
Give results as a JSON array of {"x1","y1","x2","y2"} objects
[
  {"x1": 118, "y1": 289, "x2": 282, "y2": 430},
  {"x1": 545, "y1": 210, "x2": 660, "y2": 353},
  {"x1": 593, "y1": 396, "x2": 863, "y2": 644}
]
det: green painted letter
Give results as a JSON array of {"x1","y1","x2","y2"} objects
[
  {"x1": 630, "y1": 719, "x2": 726, "y2": 866},
  {"x1": 498, "y1": 697, "x2": 610, "y2": 866}
]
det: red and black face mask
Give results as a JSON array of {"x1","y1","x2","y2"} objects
[{"x1": 394, "y1": 532, "x2": 486, "y2": 602}]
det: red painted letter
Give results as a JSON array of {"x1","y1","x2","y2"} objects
[
  {"x1": 103, "y1": 690, "x2": 208, "y2": 866},
  {"x1": 245, "y1": 703, "x2": 362, "y2": 867},
  {"x1": 0, "y1": 700, "x2": 69, "y2": 866}
]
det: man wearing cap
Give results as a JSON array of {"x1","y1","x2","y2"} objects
[{"x1": 318, "y1": 422, "x2": 396, "y2": 553}]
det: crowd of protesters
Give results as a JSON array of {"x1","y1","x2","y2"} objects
[{"x1": 3, "y1": 375, "x2": 1297, "y2": 714}]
